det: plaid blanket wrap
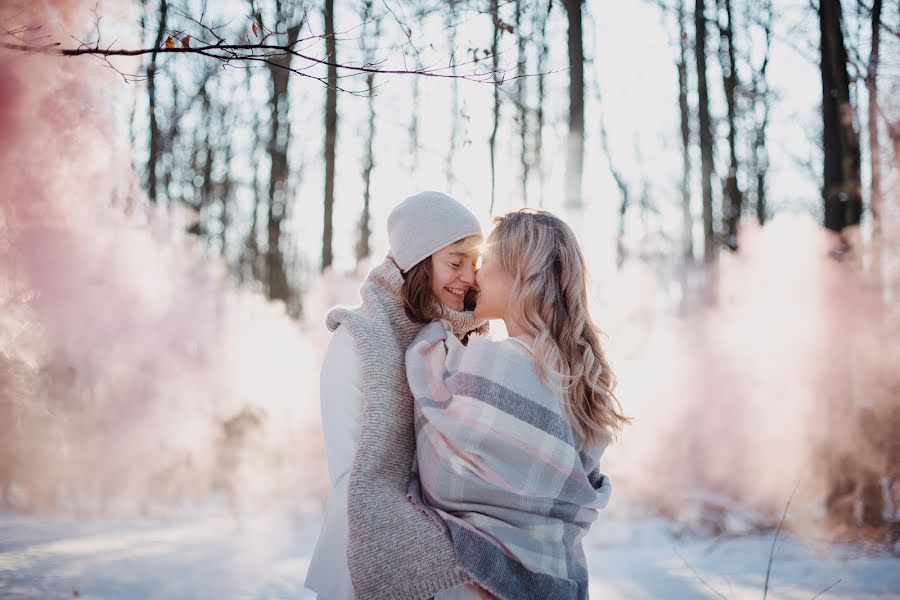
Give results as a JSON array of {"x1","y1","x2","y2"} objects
[{"x1": 406, "y1": 320, "x2": 613, "y2": 600}]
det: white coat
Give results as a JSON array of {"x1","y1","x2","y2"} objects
[{"x1": 304, "y1": 325, "x2": 480, "y2": 600}]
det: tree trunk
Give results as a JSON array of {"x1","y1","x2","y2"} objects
[
  {"x1": 819, "y1": 0, "x2": 862, "y2": 233},
  {"x1": 599, "y1": 111, "x2": 628, "y2": 268},
  {"x1": 409, "y1": 52, "x2": 422, "y2": 189},
  {"x1": 357, "y1": 1, "x2": 378, "y2": 267},
  {"x1": 146, "y1": 0, "x2": 167, "y2": 204},
  {"x1": 564, "y1": 0, "x2": 585, "y2": 211},
  {"x1": 755, "y1": 2, "x2": 772, "y2": 227},
  {"x1": 819, "y1": 0, "x2": 880, "y2": 533},
  {"x1": 489, "y1": 0, "x2": 500, "y2": 215},
  {"x1": 695, "y1": 0, "x2": 715, "y2": 262},
  {"x1": 242, "y1": 69, "x2": 263, "y2": 285},
  {"x1": 265, "y1": 14, "x2": 301, "y2": 303},
  {"x1": 162, "y1": 79, "x2": 178, "y2": 203},
  {"x1": 892, "y1": 121, "x2": 900, "y2": 175},
  {"x1": 859, "y1": 0, "x2": 888, "y2": 534},
  {"x1": 745, "y1": 0, "x2": 772, "y2": 227},
  {"x1": 677, "y1": 0, "x2": 693, "y2": 260},
  {"x1": 533, "y1": 0, "x2": 550, "y2": 208},
  {"x1": 322, "y1": 0, "x2": 337, "y2": 271},
  {"x1": 718, "y1": 0, "x2": 742, "y2": 251},
  {"x1": 192, "y1": 79, "x2": 213, "y2": 240},
  {"x1": 516, "y1": 0, "x2": 530, "y2": 206},
  {"x1": 867, "y1": 0, "x2": 882, "y2": 236},
  {"x1": 220, "y1": 136, "x2": 233, "y2": 257},
  {"x1": 445, "y1": 2, "x2": 460, "y2": 191}
]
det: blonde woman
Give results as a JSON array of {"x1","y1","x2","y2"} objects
[{"x1": 406, "y1": 209, "x2": 630, "y2": 600}]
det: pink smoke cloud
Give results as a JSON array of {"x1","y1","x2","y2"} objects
[{"x1": 0, "y1": 0, "x2": 327, "y2": 518}]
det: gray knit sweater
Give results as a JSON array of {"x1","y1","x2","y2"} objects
[{"x1": 326, "y1": 255, "x2": 487, "y2": 599}]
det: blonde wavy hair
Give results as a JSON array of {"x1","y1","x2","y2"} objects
[{"x1": 488, "y1": 209, "x2": 630, "y2": 448}]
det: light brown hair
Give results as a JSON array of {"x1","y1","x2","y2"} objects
[{"x1": 401, "y1": 257, "x2": 443, "y2": 324}]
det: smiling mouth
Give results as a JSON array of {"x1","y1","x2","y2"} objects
[{"x1": 445, "y1": 287, "x2": 467, "y2": 299}]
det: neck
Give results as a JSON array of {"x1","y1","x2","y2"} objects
[{"x1": 503, "y1": 317, "x2": 533, "y2": 343}]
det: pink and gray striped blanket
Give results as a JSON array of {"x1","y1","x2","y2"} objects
[{"x1": 405, "y1": 320, "x2": 613, "y2": 600}]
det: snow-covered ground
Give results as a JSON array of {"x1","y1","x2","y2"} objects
[{"x1": 1, "y1": 508, "x2": 897, "y2": 599}]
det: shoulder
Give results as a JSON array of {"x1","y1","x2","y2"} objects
[
  {"x1": 322, "y1": 325, "x2": 360, "y2": 370},
  {"x1": 407, "y1": 320, "x2": 450, "y2": 364},
  {"x1": 466, "y1": 334, "x2": 530, "y2": 363},
  {"x1": 327, "y1": 305, "x2": 367, "y2": 330}
]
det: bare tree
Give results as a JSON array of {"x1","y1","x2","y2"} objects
[
  {"x1": 717, "y1": 0, "x2": 743, "y2": 251},
  {"x1": 695, "y1": 0, "x2": 716, "y2": 262},
  {"x1": 819, "y1": 0, "x2": 862, "y2": 236},
  {"x1": 515, "y1": 0, "x2": 530, "y2": 206},
  {"x1": 533, "y1": 0, "x2": 551, "y2": 208},
  {"x1": 819, "y1": 0, "x2": 881, "y2": 534},
  {"x1": 322, "y1": 0, "x2": 337, "y2": 272},
  {"x1": 186, "y1": 74, "x2": 214, "y2": 238},
  {"x1": 891, "y1": 119, "x2": 900, "y2": 176},
  {"x1": 746, "y1": 0, "x2": 773, "y2": 227},
  {"x1": 598, "y1": 99, "x2": 630, "y2": 269},
  {"x1": 563, "y1": 0, "x2": 585, "y2": 211},
  {"x1": 489, "y1": 0, "x2": 501, "y2": 215},
  {"x1": 262, "y1": 2, "x2": 302, "y2": 301},
  {"x1": 357, "y1": 0, "x2": 380, "y2": 267},
  {"x1": 677, "y1": 0, "x2": 693, "y2": 260},
  {"x1": 866, "y1": 0, "x2": 883, "y2": 236},
  {"x1": 409, "y1": 52, "x2": 422, "y2": 188},
  {"x1": 242, "y1": 80, "x2": 264, "y2": 285},
  {"x1": 445, "y1": 1, "x2": 461, "y2": 190},
  {"x1": 219, "y1": 125, "x2": 234, "y2": 257},
  {"x1": 146, "y1": 0, "x2": 168, "y2": 204}
]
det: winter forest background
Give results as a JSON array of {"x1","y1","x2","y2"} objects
[{"x1": 1, "y1": 0, "x2": 899, "y2": 597}]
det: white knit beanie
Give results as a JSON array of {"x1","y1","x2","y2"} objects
[{"x1": 387, "y1": 191, "x2": 482, "y2": 272}]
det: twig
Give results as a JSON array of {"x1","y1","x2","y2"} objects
[
  {"x1": 764, "y1": 479, "x2": 801, "y2": 599},
  {"x1": 672, "y1": 545, "x2": 729, "y2": 600},
  {"x1": 810, "y1": 578, "x2": 842, "y2": 599},
  {"x1": 381, "y1": 0, "x2": 419, "y2": 56}
]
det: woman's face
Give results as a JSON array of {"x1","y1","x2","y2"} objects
[
  {"x1": 473, "y1": 238, "x2": 514, "y2": 321},
  {"x1": 430, "y1": 235, "x2": 482, "y2": 312}
]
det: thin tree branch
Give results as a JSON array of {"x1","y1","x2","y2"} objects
[
  {"x1": 810, "y1": 578, "x2": 842, "y2": 599},
  {"x1": 0, "y1": 40, "x2": 545, "y2": 85},
  {"x1": 672, "y1": 545, "x2": 729, "y2": 600},
  {"x1": 856, "y1": 0, "x2": 900, "y2": 38},
  {"x1": 764, "y1": 479, "x2": 801, "y2": 600}
]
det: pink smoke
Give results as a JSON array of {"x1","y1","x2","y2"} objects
[
  {"x1": 601, "y1": 214, "x2": 898, "y2": 536},
  {"x1": 0, "y1": 1, "x2": 328, "y2": 518}
]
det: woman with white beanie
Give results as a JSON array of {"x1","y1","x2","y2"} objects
[{"x1": 305, "y1": 191, "x2": 490, "y2": 600}]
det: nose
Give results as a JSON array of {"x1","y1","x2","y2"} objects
[{"x1": 458, "y1": 263, "x2": 476, "y2": 286}]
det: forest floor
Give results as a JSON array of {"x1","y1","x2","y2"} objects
[{"x1": 1, "y1": 505, "x2": 898, "y2": 599}]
